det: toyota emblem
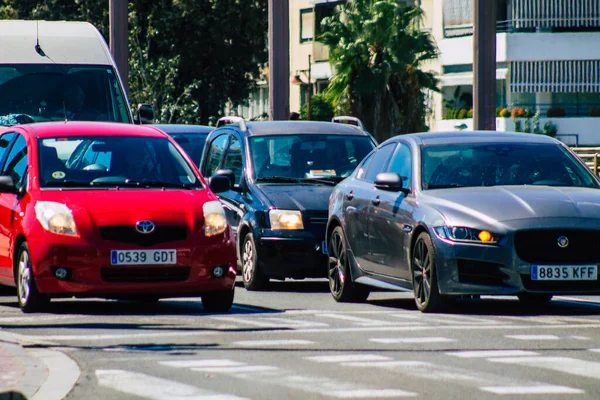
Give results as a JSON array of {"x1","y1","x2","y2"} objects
[
  {"x1": 557, "y1": 236, "x2": 569, "y2": 248},
  {"x1": 135, "y1": 220, "x2": 155, "y2": 234}
]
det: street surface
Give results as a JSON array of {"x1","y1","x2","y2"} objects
[{"x1": 2, "y1": 280, "x2": 600, "y2": 399}]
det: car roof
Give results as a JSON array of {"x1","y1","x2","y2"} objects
[
  {"x1": 17, "y1": 122, "x2": 169, "y2": 139},
  {"x1": 386, "y1": 131, "x2": 559, "y2": 146},
  {"x1": 220, "y1": 121, "x2": 370, "y2": 137},
  {"x1": 152, "y1": 124, "x2": 214, "y2": 134}
]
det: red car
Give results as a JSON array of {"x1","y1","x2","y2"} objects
[{"x1": 0, "y1": 122, "x2": 236, "y2": 313}]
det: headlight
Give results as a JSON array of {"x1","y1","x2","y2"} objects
[
  {"x1": 269, "y1": 210, "x2": 304, "y2": 230},
  {"x1": 34, "y1": 201, "x2": 78, "y2": 236},
  {"x1": 203, "y1": 201, "x2": 227, "y2": 237},
  {"x1": 434, "y1": 226, "x2": 499, "y2": 244}
]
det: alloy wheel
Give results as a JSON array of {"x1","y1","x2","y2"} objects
[
  {"x1": 413, "y1": 237, "x2": 432, "y2": 307},
  {"x1": 242, "y1": 239, "x2": 254, "y2": 283},
  {"x1": 328, "y1": 229, "x2": 346, "y2": 297},
  {"x1": 18, "y1": 250, "x2": 31, "y2": 305}
]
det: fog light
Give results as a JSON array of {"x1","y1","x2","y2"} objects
[
  {"x1": 212, "y1": 266, "x2": 226, "y2": 278},
  {"x1": 55, "y1": 267, "x2": 69, "y2": 280}
]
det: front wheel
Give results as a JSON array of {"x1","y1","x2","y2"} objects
[
  {"x1": 241, "y1": 233, "x2": 269, "y2": 291},
  {"x1": 412, "y1": 232, "x2": 445, "y2": 313},
  {"x1": 16, "y1": 242, "x2": 50, "y2": 313},
  {"x1": 202, "y1": 288, "x2": 235, "y2": 312},
  {"x1": 328, "y1": 226, "x2": 369, "y2": 303}
]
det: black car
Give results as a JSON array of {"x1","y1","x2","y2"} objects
[
  {"x1": 153, "y1": 124, "x2": 214, "y2": 167},
  {"x1": 199, "y1": 116, "x2": 376, "y2": 290}
]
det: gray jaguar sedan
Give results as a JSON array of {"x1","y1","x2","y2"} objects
[{"x1": 326, "y1": 131, "x2": 600, "y2": 312}]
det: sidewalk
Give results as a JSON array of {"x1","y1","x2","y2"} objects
[{"x1": 0, "y1": 331, "x2": 79, "y2": 400}]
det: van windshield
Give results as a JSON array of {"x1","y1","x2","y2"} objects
[{"x1": 0, "y1": 64, "x2": 131, "y2": 126}]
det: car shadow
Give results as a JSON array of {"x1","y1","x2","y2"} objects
[{"x1": 237, "y1": 279, "x2": 331, "y2": 294}]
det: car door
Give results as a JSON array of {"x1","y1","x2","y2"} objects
[
  {"x1": 0, "y1": 132, "x2": 15, "y2": 279},
  {"x1": 201, "y1": 133, "x2": 229, "y2": 179},
  {"x1": 0, "y1": 133, "x2": 28, "y2": 278},
  {"x1": 219, "y1": 134, "x2": 245, "y2": 241},
  {"x1": 368, "y1": 141, "x2": 415, "y2": 280}
]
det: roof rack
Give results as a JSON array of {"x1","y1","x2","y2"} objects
[
  {"x1": 217, "y1": 116, "x2": 247, "y2": 132},
  {"x1": 332, "y1": 116, "x2": 365, "y2": 131}
]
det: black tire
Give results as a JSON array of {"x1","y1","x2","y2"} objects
[
  {"x1": 202, "y1": 288, "x2": 235, "y2": 312},
  {"x1": 16, "y1": 242, "x2": 50, "y2": 313},
  {"x1": 411, "y1": 232, "x2": 445, "y2": 313},
  {"x1": 518, "y1": 293, "x2": 553, "y2": 305},
  {"x1": 241, "y1": 233, "x2": 269, "y2": 291},
  {"x1": 328, "y1": 226, "x2": 370, "y2": 303}
]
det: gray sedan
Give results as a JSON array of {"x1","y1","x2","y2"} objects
[{"x1": 326, "y1": 131, "x2": 600, "y2": 312}]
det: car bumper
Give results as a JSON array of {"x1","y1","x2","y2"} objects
[
  {"x1": 256, "y1": 230, "x2": 328, "y2": 279},
  {"x1": 432, "y1": 233, "x2": 600, "y2": 296},
  {"x1": 30, "y1": 233, "x2": 237, "y2": 297}
]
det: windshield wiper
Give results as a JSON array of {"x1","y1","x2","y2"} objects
[
  {"x1": 256, "y1": 176, "x2": 301, "y2": 183},
  {"x1": 299, "y1": 178, "x2": 340, "y2": 186},
  {"x1": 125, "y1": 180, "x2": 194, "y2": 189}
]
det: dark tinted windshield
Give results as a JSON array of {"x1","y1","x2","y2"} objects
[
  {"x1": 0, "y1": 64, "x2": 130, "y2": 126},
  {"x1": 249, "y1": 134, "x2": 374, "y2": 181},
  {"x1": 38, "y1": 136, "x2": 202, "y2": 189},
  {"x1": 422, "y1": 143, "x2": 598, "y2": 190},
  {"x1": 170, "y1": 133, "x2": 209, "y2": 166}
]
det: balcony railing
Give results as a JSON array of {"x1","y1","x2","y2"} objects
[{"x1": 445, "y1": 18, "x2": 600, "y2": 37}]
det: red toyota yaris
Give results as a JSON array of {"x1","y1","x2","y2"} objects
[{"x1": 0, "y1": 122, "x2": 236, "y2": 313}]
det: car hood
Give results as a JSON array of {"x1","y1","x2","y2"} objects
[
  {"x1": 255, "y1": 184, "x2": 333, "y2": 211},
  {"x1": 421, "y1": 186, "x2": 600, "y2": 228}
]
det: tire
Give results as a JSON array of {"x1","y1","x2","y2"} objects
[
  {"x1": 411, "y1": 232, "x2": 446, "y2": 313},
  {"x1": 202, "y1": 287, "x2": 235, "y2": 312},
  {"x1": 518, "y1": 293, "x2": 553, "y2": 305},
  {"x1": 328, "y1": 226, "x2": 370, "y2": 303},
  {"x1": 16, "y1": 242, "x2": 50, "y2": 313},
  {"x1": 241, "y1": 233, "x2": 269, "y2": 291}
]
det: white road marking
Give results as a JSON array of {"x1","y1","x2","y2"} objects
[
  {"x1": 159, "y1": 360, "x2": 245, "y2": 368},
  {"x1": 505, "y1": 335, "x2": 560, "y2": 340},
  {"x1": 370, "y1": 337, "x2": 455, "y2": 344},
  {"x1": 211, "y1": 316, "x2": 329, "y2": 328},
  {"x1": 96, "y1": 369, "x2": 246, "y2": 400},
  {"x1": 16, "y1": 331, "x2": 216, "y2": 341},
  {"x1": 589, "y1": 349, "x2": 600, "y2": 353},
  {"x1": 329, "y1": 389, "x2": 416, "y2": 398},
  {"x1": 402, "y1": 314, "x2": 502, "y2": 325},
  {"x1": 305, "y1": 354, "x2": 392, "y2": 363},
  {"x1": 447, "y1": 350, "x2": 539, "y2": 358},
  {"x1": 570, "y1": 336, "x2": 590, "y2": 340},
  {"x1": 232, "y1": 340, "x2": 314, "y2": 347},
  {"x1": 316, "y1": 313, "x2": 400, "y2": 326},
  {"x1": 192, "y1": 366, "x2": 279, "y2": 373},
  {"x1": 30, "y1": 349, "x2": 80, "y2": 400},
  {"x1": 481, "y1": 385, "x2": 584, "y2": 395},
  {"x1": 489, "y1": 356, "x2": 600, "y2": 380}
]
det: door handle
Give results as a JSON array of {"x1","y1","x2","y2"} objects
[
  {"x1": 371, "y1": 196, "x2": 380, "y2": 206},
  {"x1": 346, "y1": 191, "x2": 354, "y2": 201}
]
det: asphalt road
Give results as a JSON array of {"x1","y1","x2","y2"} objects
[{"x1": 2, "y1": 280, "x2": 600, "y2": 399}]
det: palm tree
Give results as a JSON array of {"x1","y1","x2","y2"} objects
[{"x1": 319, "y1": 0, "x2": 439, "y2": 141}]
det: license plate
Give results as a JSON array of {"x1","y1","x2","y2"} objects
[
  {"x1": 111, "y1": 249, "x2": 177, "y2": 265},
  {"x1": 531, "y1": 265, "x2": 598, "y2": 281},
  {"x1": 322, "y1": 240, "x2": 328, "y2": 255}
]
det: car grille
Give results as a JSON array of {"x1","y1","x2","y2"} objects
[
  {"x1": 99, "y1": 225, "x2": 187, "y2": 246},
  {"x1": 514, "y1": 229, "x2": 600, "y2": 264},
  {"x1": 101, "y1": 267, "x2": 191, "y2": 283},
  {"x1": 456, "y1": 259, "x2": 509, "y2": 286},
  {"x1": 520, "y1": 274, "x2": 600, "y2": 291}
]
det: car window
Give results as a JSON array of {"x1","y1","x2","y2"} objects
[
  {"x1": 170, "y1": 132, "x2": 209, "y2": 167},
  {"x1": 222, "y1": 135, "x2": 243, "y2": 183},
  {"x1": 387, "y1": 142, "x2": 412, "y2": 189},
  {"x1": 203, "y1": 134, "x2": 228, "y2": 177},
  {"x1": 0, "y1": 132, "x2": 15, "y2": 166},
  {"x1": 356, "y1": 151, "x2": 374, "y2": 180},
  {"x1": 38, "y1": 136, "x2": 202, "y2": 189},
  {"x1": 364, "y1": 143, "x2": 395, "y2": 183},
  {"x1": 2, "y1": 134, "x2": 28, "y2": 190}
]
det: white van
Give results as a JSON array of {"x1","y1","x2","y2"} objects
[{"x1": 0, "y1": 20, "x2": 137, "y2": 127}]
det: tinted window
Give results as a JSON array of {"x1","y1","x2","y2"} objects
[
  {"x1": 203, "y1": 135, "x2": 228, "y2": 177},
  {"x1": 222, "y1": 135, "x2": 243, "y2": 183},
  {"x1": 38, "y1": 136, "x2": 201, "y2": 189},
  {"x1": 2, "y1": 134, "x2": 28, "y2": 190},
  {"x1": 171, "y1": 132, "x2": 209, "y2": 167},
  {"x1": 387, "y1": 143, "x2": 412, "y2": 189},
  {"x1": 364, "y1": 143, "x2": 395, "y2": 183},
  {"x1": 0, "y1": 132, "x2": 15, "y2": 164},
  {"x1": 422, "y1": 143, "x2": 597, "y2": 189},
  {"x1": 248, "y1": 134, "x2": 374, "y2": 180}
]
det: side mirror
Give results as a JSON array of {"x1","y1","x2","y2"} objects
[
  {"x1": 374, "y1": 172, "x2": 408, "y2": 193},
  {"x1": 214, "y1": 169, "x2": 245, "y2": 193},
  {"x1": 137, "y1": 103, "x2": 155, "y2": 124},
  {"x1": 209, "y1": 175, "x2": 231, "y2": 194},
  {"x1": 0, "y1": 176, "x2": 17, "y2": 194}
]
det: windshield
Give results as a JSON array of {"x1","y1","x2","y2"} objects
[
  {"x1": 170, "y1": 132, "x2": 209, "y2": 167},
  {"x1": 422, "y1": 143, "x2": 598, "y2": 190},
  {"x1": 249, "y1": 134, "x2": 374, "y2": 182},
  {"x1": 0, "y1": 64, "x2": 131, "y2": 126},
  {"x1": 38, "y1": 136, "x2": 202, "y2": 189}
]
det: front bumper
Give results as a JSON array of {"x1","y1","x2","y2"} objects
[
  {"x1": 30, "y1": 232, "x2": 237, "y2": 297},
  {"x1": 255, "y1": 229, "x2": 328, "y2": 279}
]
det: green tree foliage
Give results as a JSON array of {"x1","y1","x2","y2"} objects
[
  {"x1": 2, "y1": 0, "x2": 268, "y2": 125},
  {"x1": 300, "y1": 93, "x2": 334, "y2": 121},
  {"x1": 319, "y1": 0, "x2": 438, "y2": 142}
]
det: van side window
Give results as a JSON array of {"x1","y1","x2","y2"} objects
[{"x1": 222, "y1": 135, "x2": 243, "y2": 183}]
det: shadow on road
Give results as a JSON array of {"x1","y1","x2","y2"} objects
[{"x1": 236, "y1": 279, "x2": 330, "y2": 293}]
